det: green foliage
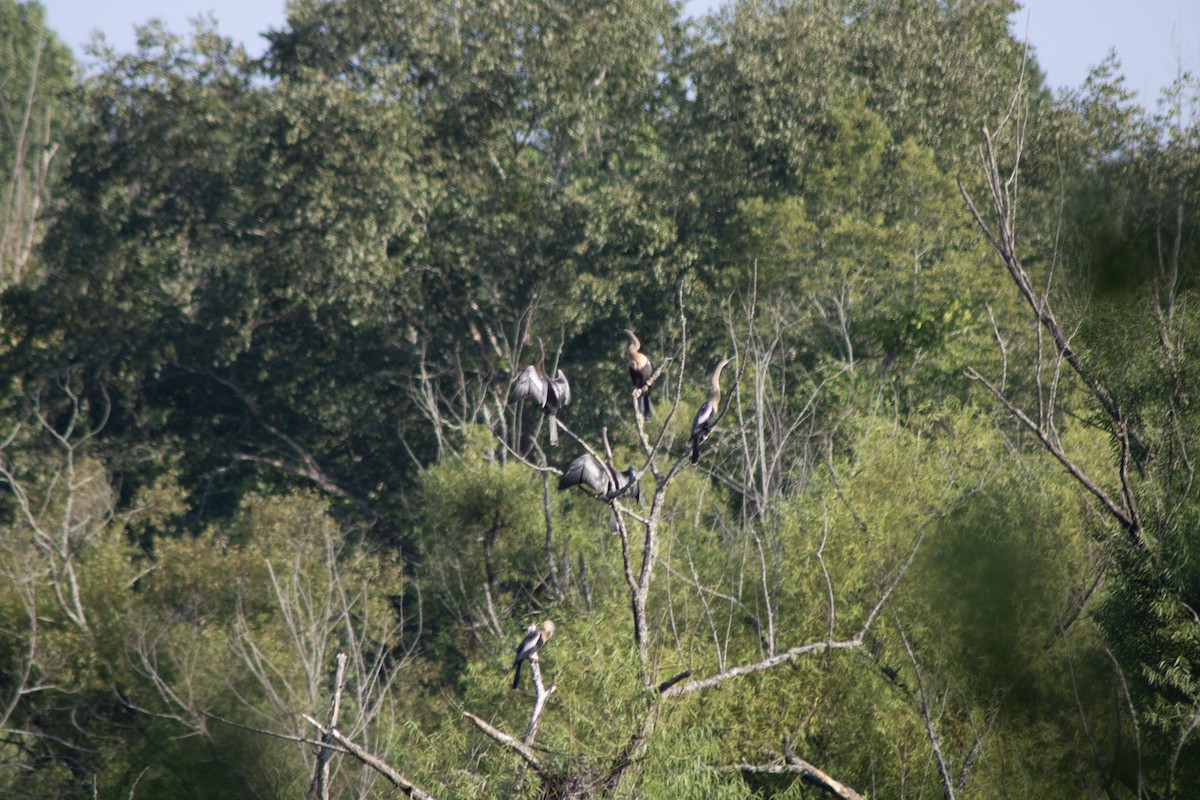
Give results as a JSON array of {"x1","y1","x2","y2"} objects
[
  {"x1": 0, "y1": 406, "x2": 408, "y2": 797},
  {"x1": 0, "y1": 0, "x2": 73, "y2": 285},
  {"x1": 3, "y1": 19, "x2": 427, "y2": 529}
]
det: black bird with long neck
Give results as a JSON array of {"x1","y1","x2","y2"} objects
[
  {"x1": 509, "y1": 337, "x2": 571, "y2": 446},
  {"x1": 558, "y1": 454, "x2": 640, "y2": 531},
  {"x1": 511, "y1": 619, "x2": 556, "y2": 690},
  {"x1": 624, "y1": 329, "x2": 653, "y2": 420},
  {"x1": 690, "y1": 357, "x2": 732, "y2": 463}
]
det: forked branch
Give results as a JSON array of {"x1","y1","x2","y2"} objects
[{"x1": 959, "y1": 125, "x2": 1144, "y2": 544}]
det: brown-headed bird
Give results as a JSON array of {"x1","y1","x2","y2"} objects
[
  {"x1": 690, "y1": 357, "x2": 732, "y2": 463},
  {"x1": 512, "y1": 619, "x2": 556, "y2": 690},
  {"x1": 510, "y1": 337, "x2": 571, "y2": 446},
  {"x1": 624, "y1": 329, "x2": 653, "y2": 420}
]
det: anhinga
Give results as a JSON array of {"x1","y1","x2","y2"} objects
[
  {"x1": 623, "y1": 329, "x2": 653, "y2": 420},
  {"x1": 557, "y1": 452, "x2": 640, "y2": 531},
  {"x1": 512, "y1": 619, "x2": 556, "y2": 690},
  {"x1": 510, "y1": 337, "x2": 571, "y2": 446},
  {"x1": 690, "y1": 357, "x2": 732, "y2": 463}
]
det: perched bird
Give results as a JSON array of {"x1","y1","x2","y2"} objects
[
  {"x1": 510, "y1": 337, "x2": 572, "y2": 446},
  {"x1": 624, "y1": 329, "x2": 654, "y2": 420},
  {"x1": 557, "y1": 452, "x2": 640, "y2": 531},
  {"x1": 512, "y1": 619, "x2": 556, "y2": 690},
  {"x1": 690, "y1": 357, "x2": 732, "y2": 463}
]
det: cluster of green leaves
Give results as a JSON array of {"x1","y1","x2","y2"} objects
[{"x1": 0, "y1": 408, "x2": 408, "y2": 798}]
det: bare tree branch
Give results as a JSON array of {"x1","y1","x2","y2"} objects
[
  {"x1": 726, "y1": 742, "x2": 865, "y2": 800},
  {"x1": 664, "y1": 526, "x2": 924, "y2": 698},
  {"x1": 958, "y1": 125, "x2": 1146, "y2": 543},
  {"x1": 898, "y1": 624, "x2": 955, "y2": 800},
  {"x1": 308, "y1": 652, "x2": 347, "y2": 800},
  {"x1": 462, "y1": 712, "x2": 544, "y2": 772},
  {"x1": 303, "y1": 715, "x2": 435, "y2": 800}
]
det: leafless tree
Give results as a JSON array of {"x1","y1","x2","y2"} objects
[
  {"x1": 223, "y1": 516, "x2": 418, "y2": 798},
  {"x1": 959, "y1": 120, "x2": 1146, "y2": 545},
  {"x1": 0, "y1": 373, "x2": 118, "y2": 787},
  {"x1": 0, "y1": 371, "x2": 111, "y2": 632},
  {"x1": 0, "y1": 32, "x2": 59, "y2": 284}
]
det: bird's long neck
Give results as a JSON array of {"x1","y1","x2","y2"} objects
[
  {"x1": 708, "y1": 360, "x2": 729, "y2": 403},
  {"x1": 625, "y1": 331, "x2": 641, "y2": 360},
  {"x1": 700, "y1": 359, "x2": 729, "y2": 407},
  {"x1": 535, "y1": 338, "x2": 548, "y2": 376}
]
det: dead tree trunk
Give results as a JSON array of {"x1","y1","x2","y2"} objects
[{"x1": 308, "y1": 652, "x2": 347, "y2": 800}]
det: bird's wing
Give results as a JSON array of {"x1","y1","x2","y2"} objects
[
  {"x1": 631, "y1": 361, "x2": 652, "y2": 386},
  {"x1": 558, "y1": 454, "x2": 610, "y2": 493},
  {"x1": 618, "y1": 468, "x2": 641, "y2": 504},
  {"x1": 691, "y1": 400, "x2": 716, "y2": 435},
  {"x1": 514, "y1": 627, "x2": 541, "y2": 664},
  {"x1": 550, "y1": 370, "x2": 571, "y2": 408},
  {"x1": 510, "y1": 365, "x2": 547, "y2": 407}
]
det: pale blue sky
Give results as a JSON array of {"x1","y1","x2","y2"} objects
[{"x1": 37, "y1": 0, "x2": 1199, "y2": 103}]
